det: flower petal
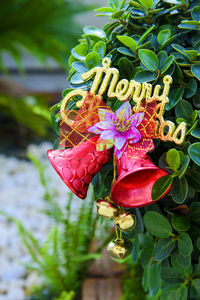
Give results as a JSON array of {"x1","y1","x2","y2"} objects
[
  {"x1": 131, "y1": 112, "x2": 144, "y2": 127},
  {"x1": 128, "y1": 127, "x2": 142, "y2": 144},
  {"x1": 100, "y1": 130, "x2": 116, "y2": 140},
  {"x1": 98, "y1": 109, "x2": 111, "y2": 121},
  {"x1": 114, "y1": 141, "x2": 128, "y2": 158},
  {"x1": 114, "y1": 134, "x2": 127, "y2": 150},
  {"x1": 105, "y1": 111, "x2": 115, "y2": 124},
  {"x1": 96, "y1": 121, "x2": 114, "y2": 130},
  {"x1": 116, "y1": 102, "x2": 132, "y2": 120},
  {"x1": 122, "y1": 126, "x2": 141, "y2": 140},
  {"x1": 88, "y1": 124, "x2": 103, "y2": 134}
]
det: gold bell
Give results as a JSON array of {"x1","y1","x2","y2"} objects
[
  {"x1": 114, "y1": 212, "x2": 136, "y2": 231},
  {"x1": 96, "y1": 199, "x2": 118, "y2": 219},
  {"x1": 107, "y1": 238, "x2": 132, "y2": 260}
]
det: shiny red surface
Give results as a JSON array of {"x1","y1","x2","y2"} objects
[
  {"x1": 47, "y1": 136, "x2": 111, "y2": 199},
  {"x1": 111, "y1": 155, "x2": 170, "y2": 208}
]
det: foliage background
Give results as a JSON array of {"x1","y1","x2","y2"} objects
[{"x1": 51, "y1": 0, "x2": 200, "y2": 299}]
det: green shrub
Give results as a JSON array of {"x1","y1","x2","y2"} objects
[
  {"x1": 52, "y1": 1, "x2": 200, "y2": 299},
  {"x1": 0, "y1": 0, "x2": 91, "y2": 71},
  {"x1": 1, "y1": 155, "x2": 113, "y2": 299}
]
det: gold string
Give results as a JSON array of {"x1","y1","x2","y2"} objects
[{"x1": 112, "y1": 155, "x2": 117, "y2": 186}]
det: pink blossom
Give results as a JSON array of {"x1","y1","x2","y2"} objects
[{"x1": 88, "y1": 102, "x2": 144, "y2": 158}]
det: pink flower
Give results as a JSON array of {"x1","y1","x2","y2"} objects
[{"x1": 88, "y1": 102, "x2": 144, "y2": 158}]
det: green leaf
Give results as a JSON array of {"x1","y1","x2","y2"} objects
[
  {"x1": 188, "y1": 142, "x2": 200, "y2": 166},
  {"x1": 175, "y1": 100, "x2": 193, "y2": 124},
  {"x1": 117, "y1": 36, "x2": 137, "y2": 52},
  {"x1": 72, "y1": 62, "x2": 88, "y2": 73},
  {"x1": 134, "y1": 70, "x2": 157, "y2": 82},
  {"x1": 178, "y1": 156, "x2": 190, "y2": 178},
  {"x1": 193, "y1": 89, "x2": 200, "y2": 108},
  {"x1": 131, "y1": 233, "x2": 139, "y2": 263},
  {"x1": 140, "y1": 236, "x2": 154, "y2": 268},
  {"x1": 161, "y1": 266, "x2": 182, "y2": 284},
  {"x1": 142, "y1": 259, "x2": 152, "y2": 292},
  {"x1": 143, "y1": 211, "x2": 172, "y2": 238},
  {"x1": 138, "y1": 0, "x2": 153, "y2": 9},
  {"x1": 184, "y1": 50, "x2": 198, "y2": 61},
  {"x1": 171, "y1": 215, "x2": 191, "y2": 232},
  {"x1": 179, "y1": 22, "x2": 199, "y2": 30},
  {"x1": 191, "y1": 64, "x2": 200, "y2": 81},
  {"x1": 85, "y1": 52, "x2": 100, "y2": 69},
  {"x1": 70, "y1": 73, "x2": 84, "y2": 84},
  {"x1": 153, "y1": 238, "x2": 175, "y2": 261},
  {"x1": 112, "y1": 10, "x2": 124, "y2": 18},
  {"x1": 190, "y1": 202, "x2": 200, "y2": 223},
  {"x1": 71, "y1": 43, "x2": 88, "y2": 61},
  {"x1": 138, "y1": 25, "x2": 155, "y2": 45},
  {"x1": 196, "y1": 237, "x2": 200, "y2": 250},
  {"x1": 161, "y1": 34, "x2": 177, "y2": 50},
  {"x1": 165, "y1": 88, "x2": 184, "y2": 111},
  {"x1": 172, "y1": 177, "x2": 188, "y2": 204},
  {"x1": 93, "y1": 41, "x2": 106, "y2": 59},
  {"x1": 187, "y1": 170, "x2": 200, "y2": 191},
  {"x1": 83, "y1": 26, "x2": 106, "y2": 39},
  {"x1": 191, "y1": 126, "x2": 200, "y2": 139},
  {"x1": 149, "y1": 262, "x2": 161, "y2": 297},
  {"x1": 158, "y1": 51, "x2": 168, "y2": 68},
  {"x1": 166, "y1": 149, "x2": 180, "y2": 172},
  {"x1": 117, "y1": 47, "x2": 136, "y2": 57},
  {"x1": 138, "y1": 49, "x2": 159, "y2": 71},
  {"x1": 172, "y1": 44, "x2": 191, "y2": 60},
  {"x1": 160, "y1": 283, "x2": 188, "y2": 300},
  {"x1": 157, "y1": 29, "x2": 171, "y2": 45},
  {"x1": 184, "y1": 78, "x2": 197, "y2": 98},
  {"x1": 152, "y1": 175, "x2": 173, "y2": 201},
  {"x1": 191, "y1": 279, "x2": 200, "y2": 299},
  {"x1": 95, "y1": 7, "x2": 114, "y2": 13},
  {"x1": 108, "y1": 0, "x2": 120, "y2": 8},
  {"x1": 192, "y1": 6, "x2": 200, "y2": 21},
  {"x1": 160, "y1": 55, "x2": 174, "y2": 74},
  {"x1": 118, "y1": 57, "x2": 134, "y2": 78},
  {"x1": 171, "y1": 252, "x2": 192, "y2": 275},
  {"x1": 178, "y1": 232, "x2": 193, "y2": 257},
  {"x1": 135, "y1": 208, "x2": 144, "y2": 233}
]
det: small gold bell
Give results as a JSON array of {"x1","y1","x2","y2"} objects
[
  {"x1": 96, "y1": 199, "x2": 118, "y2": 219},
  {"x1": 107, "y1": 238, "x2": 132, "y2": 260},
  {"x1": 114, "y1": 212, "x2": 136, "y2": 231}
]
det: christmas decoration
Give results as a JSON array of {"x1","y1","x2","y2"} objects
[
  {"x1": 46, "y1": 10, "x2": 200, "y2": 299},
  {"x1": 48, "y1": 56, "x2": 187, "y2": 259},
  {"x1": 107, "y1": 238, "x2": 133, "y2": 260},
  {"x1": 46, "y1": 0, "x2": 200, "y2": 297}
]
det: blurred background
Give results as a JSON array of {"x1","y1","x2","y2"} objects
[
  {"x1": 0, "y1": 1, "x2": 129, "y2": 300},
  {"x1": 0, "y1": 0, "x2": 107, "y2": 156}
]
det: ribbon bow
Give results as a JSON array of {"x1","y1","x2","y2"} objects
[{"x1": 48, "y1": 93, "x2": 170, "y2": 206}]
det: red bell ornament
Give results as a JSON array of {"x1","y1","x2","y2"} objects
[
  {"x1": 47, "y1": 136, "x2": 111, "y2": 199},
  {"x1": 111, "y1": 151, "x2": 170, "y2": 208}
]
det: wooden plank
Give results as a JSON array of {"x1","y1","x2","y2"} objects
[
  {"x1": 82, "y1": 278, "x2": 122, "y2": 300},
  {"x1": 88, "y1": 247, "x2": 124, "y2": 277}
]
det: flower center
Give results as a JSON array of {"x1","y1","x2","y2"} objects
[{"x1": 115, "y1": 117, "x2": 131, "y2": 132}]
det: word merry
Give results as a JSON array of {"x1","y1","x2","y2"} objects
[{"x1": 60, "y1": 58, "x2": 186, "y2": 145}]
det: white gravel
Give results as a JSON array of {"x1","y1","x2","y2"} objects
[{"x1": 0, "y1": 142, "x2": 84, "y2": 300}]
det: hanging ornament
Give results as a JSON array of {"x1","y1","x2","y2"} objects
[
  {"x1": 96, "y1": 198, "x2": 118, "y2": 219},
  {"x1": 47, "y1": 57, "x2": 187, "y2": 259},
  {"x1": 107, "y1": 238, "x2": 132, "y2": 260},
  {"x1": 114, "y1": 212, "x2": 136, "y2": 232}
]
